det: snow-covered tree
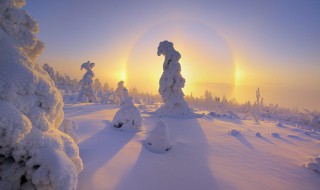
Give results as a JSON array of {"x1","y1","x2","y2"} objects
[
  {"x1": 93, "y1": 78, "x2": 103, "y2": 100},
  {"x1": 113, "y1": 88, "x2": 142, "y2": 131},
  {"x1": 256, "y1": 88, "x2": 261, "y2": 107},
  {"x1": 93, "y1": 78, "x2": 102, "y2": 93},
  {"x1": 78, "y1": 61, "x2": 97, "y2": 103},
  {"x1": 156, "y1": 40, "x2": 197, "y2": 118},
  {"x1": 115, "y1": 81, "x2": 125, "y2": 105},
  {"x1": 0, "y1": 1, "x2": 82, "y2": 189},
  {"x1": 103, "y1": 82, "x2": 110, "y2": 93},
  {"x1": 43, "y1": 63, "x2": 56, "y2": 81}
]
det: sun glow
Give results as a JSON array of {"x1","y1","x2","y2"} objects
[
  {"x1": 234, "y1": 62, "x2": 244, "y2": 86},
  {"x1": 120, "y1": 69, "x2": 126, "y2": 81}
]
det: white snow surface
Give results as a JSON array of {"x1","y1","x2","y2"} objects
[{"x1": 63, "y1": 103, "x2": 320, "y2": 190}]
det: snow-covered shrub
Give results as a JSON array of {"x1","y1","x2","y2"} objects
[
  {"x1": 145, "y1": 120, "x2": 172, "y2": 153},
  {"x1": 112, "y1": 88, "x2": 142, "y2": 131},
  {"x1": 305, "y1": 155, "x2": 320, "y2": 173},
  {"x1": 156, "y1": 40, "x2": 197, "y2": 118},
  {"x1": 78, "y1": 61, "x2": 98, "y2": 103},
  {"x1": 93, "y1": 78, "x2": 104, "y2": 100},
  {"x1": 207, "y1": 110, "x2": 240, "y2": 120},
  {"x1": 0, "y1": 1, "x2": 82, "y2": 189}
]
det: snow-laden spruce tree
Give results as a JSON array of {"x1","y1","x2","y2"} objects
[
  {"x1": 115, "y1": 80, "x2": 125, "y2": 104},
  {"x1": 113, "y1": 88, "x2": 143, "y2": 131},
  {"x1": 0, "y1": 1, "x2": 83, "y2": 189},
  {"x1": 78, "y1": 61, "x2": 98, "y2": 103},
  {"x1": 93, "y1": 78, "x2": 103, "y2": 95},
  {"x1": 156, "y1": 40, "x2": 197, "y2": 118}
]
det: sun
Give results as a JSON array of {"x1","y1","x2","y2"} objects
[
  {"x1": 120, "y1": 69, "x2": 126, "y2": 81},
  {"x1": 234, "y1": 63, "x2": 243, "y2": 86}
]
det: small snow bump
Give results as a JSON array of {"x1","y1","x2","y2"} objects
[
  {"x1": 230, "y1": 129, "x2": 240, "y2": 136},
  {"x1": 255, "y1": 132, "x2": 262, "y2": 137},
  {"x1": 275, "y1": 122, "x2": 285, "y2": 128},
  {"x1": 313, "y1": 156, "x2": 320, "y2": 164},
  {"x1": 305, "y1": 162, "x2": 320, "y2": 173},
  {"x1": 303, "y1": 131, "x2": 310, "y2": 136},
  {"x1": 270, "y1": 132, "x2": 280, "y2": 138}
]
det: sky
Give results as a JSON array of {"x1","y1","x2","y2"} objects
[{"x1": 24, "y1": 0, "x2": 320, "y2": 110}]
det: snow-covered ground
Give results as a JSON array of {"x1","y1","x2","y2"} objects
[{"x1": 64, "y1": 103, "x2": 320, "y2": 190}]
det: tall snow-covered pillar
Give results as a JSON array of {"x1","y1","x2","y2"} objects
[{"x1": 156, "y1": 40, "x2": 196, "y2": 118}]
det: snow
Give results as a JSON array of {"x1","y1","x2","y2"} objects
[
  {"x1": 0, "y1": 1, "x2": 82, "y2": 189},
  {"x1": 145, "y1": 120, "x2": 172, "y2": 153},
  {"x1": 62, "y1": 103, "x2": 320, "y2": 190},
  {"x1": 156, "y1": 40, "x2": 198, "y2": 118},
  {"x1": 115, "y1": 81, "x2": 125, "y2": 105},
  {"x1": 78, "y1": 61, "x2": 98, "y2": 103},
  {"x1": 112, "y1": 89, "x2": 143, "y2": 131}
]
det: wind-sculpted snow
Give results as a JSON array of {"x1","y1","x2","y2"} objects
[
  {"x1": 113, "y1": 88, "x2": 142, "y2": 131},
  {"x1": 156, "y1": 40, "x2": 198, "y2": 118},
  {"x1": 78, "y1": 61, "x2": 98, "y2": 103},
  {"x1": 0, "y1": 0, "x2": 44, "y2": 62},
  {"x1": 0, "y1": 1, "x2": 82, "y2": 189}
]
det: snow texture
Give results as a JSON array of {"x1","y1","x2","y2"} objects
[
  {"x1": 78, "y1": 61, "x2": 97, "y2": 103},
  {"x1": 112, "y1": 88, "x2": 142, "y2": 131},
  {"x1": 65, "y1": 103, "x2": 320, "y2": 190},
  {"x1": 0, "y1": 1, "x2": 82, "y2": 189},
  {"x1": 145, "y1": 120, "x2": 172, "y2": 153},
  {"x1": 59, "y1": 119, "x2": 79, "y2": 143},
  {"x1": 156, "y1": 40, "x2": 197, "y2": 118}
]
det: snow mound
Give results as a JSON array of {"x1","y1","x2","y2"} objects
[
  {"x1": 313, "y1": 156, "x2": 320, "y2": 164},
  {"x1": 255, "y1": 132, "x2": 262, "y2": 137},
  {"x1": 0, "y1": 1, "x2": 82, "y2": 189},
  {"x1": 113, "y1": 97, "x2": 143, "y2": 131},
  {"x1": 305, "y1": 162, "x2": 320, "y2": 173},
  {"x1": 145, "y1": 120, "x2": 172, "y2": 153},
  {"x1": 230, "y1": 129, "x2": 240, "y2": 136},
  {"x1": 275, "y1": 122, "x2": 285, "y2": 128},
  {"x1": 270, "y1": 132, "x2": 281, "y2": 138}
]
